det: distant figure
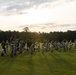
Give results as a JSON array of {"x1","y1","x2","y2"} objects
[
  {"x1": 30, "y1": 44, "x2": 34, "y2": 54},
  {"x1": 74, "y1": 40, "x2": 76, "y2": 49},
  {"x1": 10, "y1": 36, "x2": 17, "y2": 57},
  {"x1": 42, "y1": 43, "x2": 46, "y2": 53},
  {"x1": 1, "y1": 41, "x2": 6, "y2": 54},
  {"x1": 26, "y1": 39, "x2": 32, "y2": 51},
  {"x1": 6, "y1": 40, "x2": 9, "y2": 52},
  {"x1": 0, "y1": 49, "x2": 5, "y2": 56}
]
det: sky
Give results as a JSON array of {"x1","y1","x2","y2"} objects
[{"x1": 0, "y1": 0, "x2": 76, "y2": 32}]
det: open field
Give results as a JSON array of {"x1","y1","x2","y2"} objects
[{"x1": 0, "y1": 46, "x2": 76, "y2": 75}]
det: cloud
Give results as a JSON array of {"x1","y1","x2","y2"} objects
[
  {"x1": 0, "y1": 0, "x2": 76, "y2": 32},
  {"x1": 0, "y1": 0, "x2": 54, "y2": 14},
  {"x1": 18, "y1": 23, "x2": 76, "y2": 30},
  {"x1": 0, "y1": 0, "x2": 75, "y2": 15},
  {"x1": 17, "y1": 23, "x2": 76, "y2": 32}
]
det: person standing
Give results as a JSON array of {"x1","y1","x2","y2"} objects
[{"x1": 1, "y1": 41, "x2": 6, "y2": 54}]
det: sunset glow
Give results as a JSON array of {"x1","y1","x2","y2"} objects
[{"x1": 0, "y1": 0, "x2": 76, "y2": 32}]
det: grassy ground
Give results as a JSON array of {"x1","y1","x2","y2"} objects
[{"x1": 0, "y1": 46, "x2": 76, "y2": 75}]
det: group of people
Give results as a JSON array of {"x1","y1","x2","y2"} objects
[
  {"x1": 0, "y1": 36, "x2": 76, "y2": 57},
  {"x1": 42, "y1": 40, "x2": 75, "y2": 53},
  {"x1": 0, "y1": 36, "x2": 41, "y2": 57}
]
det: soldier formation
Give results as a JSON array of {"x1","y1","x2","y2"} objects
[{"x1": 0, "y1": 36, "x2": 76, "y2": 57}]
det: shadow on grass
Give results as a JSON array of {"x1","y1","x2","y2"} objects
[
  {"x1": 0, "y1": 56, "x2": 16, "y2": 74},
  {"x1": 27, "y1": 54, "x2": 35, "y2": 75},
  {"x1": 48, "y1": 52, "x2": 75, "y2": 70},
  {"x1": 39, "y1": 53, "x2": 53, "y2": 73},
  {"x1": 66, "y1": 53, "x2": 76, "y2": 58}
]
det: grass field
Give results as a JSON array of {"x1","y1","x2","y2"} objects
[{"x1": 0, "y1": 46, "x2": 76, "y2": 75}]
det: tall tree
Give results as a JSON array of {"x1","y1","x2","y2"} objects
[{"x1": 23, "y1": 27, "x2": 29, "y2": 32}]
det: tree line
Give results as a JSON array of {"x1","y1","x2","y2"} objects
[{"x1": 0, "y1": 30, "x2": 76, "y2": 43}]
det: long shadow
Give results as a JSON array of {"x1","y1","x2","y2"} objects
[
  {"x1": 48, "y1": 53, "x2": 75, "y2": 70},
  {"x1": 17, "y1": 51, "x2": 30, "y2": 57},
  {"x1": 40, "y1": 53, "x2": 54, "y2": 73},
  {"x1": 27, "y1": 54, "x2": 35, "y2": 75},
  {"x1": 66, "y1": 53, "x2": 76, "y2": 58},
  {"x1": 0, "y1": 56, "x2": 16, "y2": 74},
  {"x1": 38, "y1": 53, "x2": 45, "y2": 63}
]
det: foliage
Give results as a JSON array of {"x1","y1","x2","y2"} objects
[
  {"x1": 23, "y1": 27, "x2": 29, "y2": 32},
  {"x1": 0, "y1": 30, "x2": 76, "y2": 42}
]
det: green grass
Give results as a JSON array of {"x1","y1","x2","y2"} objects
[{"x1": 0, "y1": 46, "x2": 76, "y2": 75}]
